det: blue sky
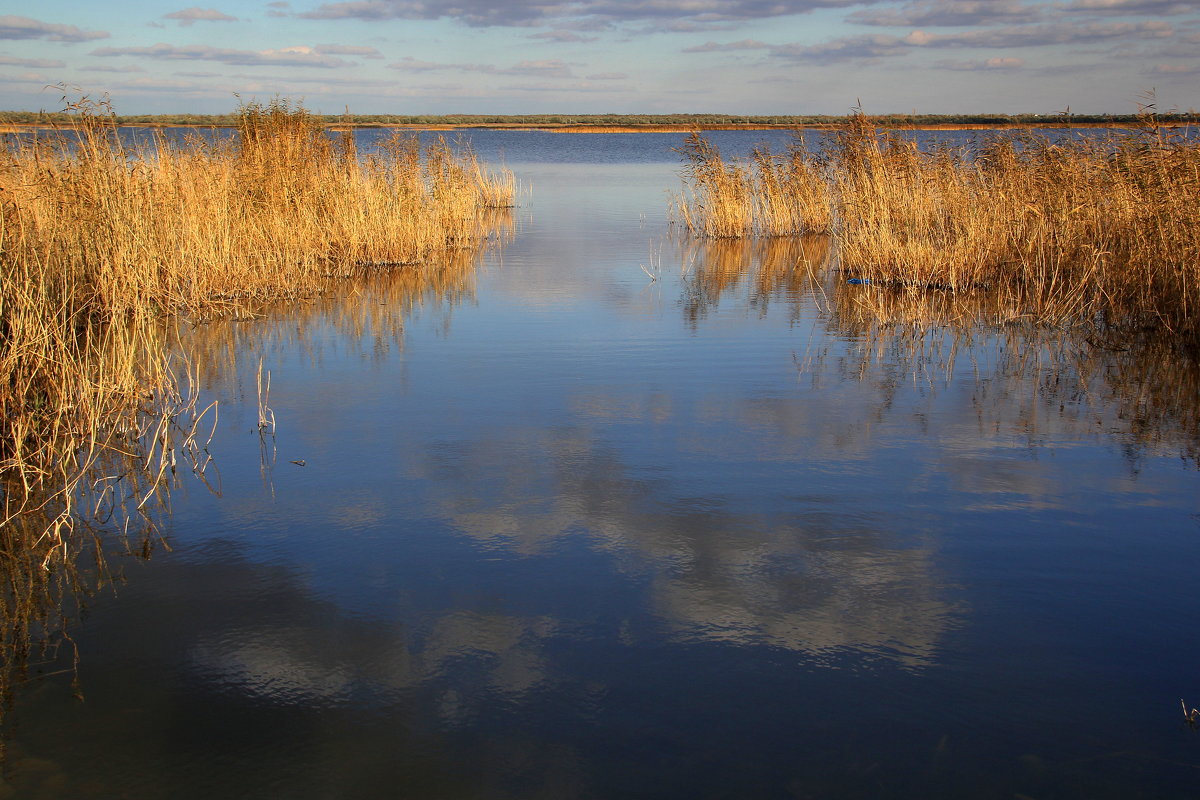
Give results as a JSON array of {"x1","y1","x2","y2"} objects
[{"x1": 0, "y1": 1, "x2": 1196, "y2": 115}]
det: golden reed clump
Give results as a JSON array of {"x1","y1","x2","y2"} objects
[
  {"x1": 674, "y1": 131, "x2": 833, "y2": 238},
  {"x1": 673, "y1": 111, "x2": 1200, "y2": 344},
  {"x1": 0, "y1": 95, "x2": 514, "y2": 557}
]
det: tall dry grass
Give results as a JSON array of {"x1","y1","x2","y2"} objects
[
  {"x1": 0, "y1": 95, "x2": 513, "y2": 557},
  {"x1": 674, "y1": 113, "x2": 1200, "y2": 344},
  {"x1": 674, "y1": 131, "x2": 833, "y2": 238}
]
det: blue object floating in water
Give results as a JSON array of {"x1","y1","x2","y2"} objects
[{"x1": 847, "y1": 278, "x2": 871, "y2": 285}]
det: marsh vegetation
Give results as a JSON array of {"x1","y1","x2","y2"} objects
[
  {"x1": 0, "y1": 97, "x2": 513, "y2": 713},
  {"x1": 675, "y1": 112, "x2": 1200, "y2": 347}
]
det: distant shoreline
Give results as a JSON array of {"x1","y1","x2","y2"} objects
[{"x1": 0, "y1": 120, "x2": 1192, "y2": 135}]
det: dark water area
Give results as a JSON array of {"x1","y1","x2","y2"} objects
[{"x1": 4, "y1": 131, "x2": 1200, "y2": 799}]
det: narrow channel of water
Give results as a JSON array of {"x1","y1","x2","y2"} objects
[{"x1": 4, "y1": 130, "x2": 1199, "y2": 799}]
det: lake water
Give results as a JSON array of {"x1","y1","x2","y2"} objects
[{"x1": 5, "y1": 130, "x2": 1200, "y2": 798}]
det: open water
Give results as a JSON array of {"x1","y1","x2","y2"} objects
[{"x1": 4, "y1": 129, "x2": 1200, "y2": 799}]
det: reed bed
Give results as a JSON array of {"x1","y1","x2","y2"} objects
[
  {"x1": 674, "y1": 113, "x2": 1200, "y2": 344},
  {"x1": 0, "y1": 96, "x2": 514, "y2": 561},
  {"x1": 674, "y1": 132, "x2": 833, "y2": 238}
]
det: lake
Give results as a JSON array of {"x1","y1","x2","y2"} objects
[{"x1": 4, "y1": 129, "x2": 1200, "y2": 799}]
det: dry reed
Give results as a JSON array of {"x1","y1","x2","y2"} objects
[
  {"x1": 0, "y1": 94, "x2": 513, "y2": 561},
  {"x1": 674, "y1": 132, "x2": 833, "y2": 238},
  {"x1": 674, "y1": 111, "x2": 1200, "y2": 345}
]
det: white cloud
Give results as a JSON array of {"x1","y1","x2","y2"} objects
[{"x1": 90, "y1": 43, "x2": 358, "y2": 68}]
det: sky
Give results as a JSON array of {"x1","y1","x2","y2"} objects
[{"x1": 0, "y1": 1, "x2": 1196, "y2": 115}]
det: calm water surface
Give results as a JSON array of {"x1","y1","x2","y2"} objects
[{"x1": 6, "y1": 131, "x2": 1200, "y2": 799}]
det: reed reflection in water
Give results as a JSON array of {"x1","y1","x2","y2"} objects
[
  {"x1": 682, "y1": 233, "x2": 1200, "y2": 469},
  {"x1": 0, "y1": 237, "x2": 508, "y2": 782}
]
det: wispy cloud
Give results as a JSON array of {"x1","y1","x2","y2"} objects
[
  {"x1": 849, "y1": 0, "x2": 1043, "y2": 27},
  {"x1": 758, "y1": 20, "x2": 1175, "y2": 62},
  {"x1": 313, "y1": 43, "x2": 384, "y2": 58},
  {"x1": 528, "y1": 30, "x2": 599, "y2": 43},
  {"x1": 506, "y1": 80, "x2": 629, "y2": 93},
  {"x1": 683, "y1": 39, "x2": 769, "y2": 52},
  {"x1": 162, "y1": 8, "x2": 239, "y2": 26},
  {"x1": 1147, "y1": 28, "x2": 1200, "y2": 56},
  {"x1": 1150, "y1": 62, "x2": 1200, "y2": 73},
  {"x1": 1059, "y1": 0, "x2": 1199, "y2": 15},
  {"x1": 503, "y1": 59, "x2": 575, "y2": 77},
  {"x1": 90, "y1": 43, "x2": 357, "y2": 68},
  {"x1": 0, "y1": 15, "x2": 109, "y2": 42},
  {"x1": 86, "y1": 64, "x2": 148, "y2": 73},
  {"x1": 296, "y1": 0, "x2": 875, "y2": 28},
  {"x1": 388, "y1": 57, "x2": 576, "y2": 77},
  {"x1": 0, "y1": 54, "x2": 65, "y2": 67},
  {"x1": 185, "y1": 71, "x2": 489, "y2": 98},
  {"x1": 0, "y1": 71, "x2": 50, "y2": 83},
  {"x1": 769, "y1": 34, "x2": 909, "y2": 61},
  {"x1": 901, "y1": 19, "x2": 1174, "y2": 46},
  {"x1": 935, "y1": 56, "x2": 1026, "y2": 69}
]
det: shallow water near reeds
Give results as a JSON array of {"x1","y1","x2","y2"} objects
[{"x1": 5, "y1": 130, "x2": 1200, "y2": 799}]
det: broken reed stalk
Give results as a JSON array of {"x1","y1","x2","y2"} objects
[
  {"x1": 673, "y1": 112, "x2": 1200, "y2": 345},
  {"x1": 256, "y1": 357, "x2": 274, "y2": 434},
  {"x1": 0, "y1": 93, "x2": 514, "y2": 559}
]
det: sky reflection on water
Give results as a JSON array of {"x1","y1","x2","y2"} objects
[{"x1": 5, "y1": 131, "x2": 1200, "y2": 800}]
